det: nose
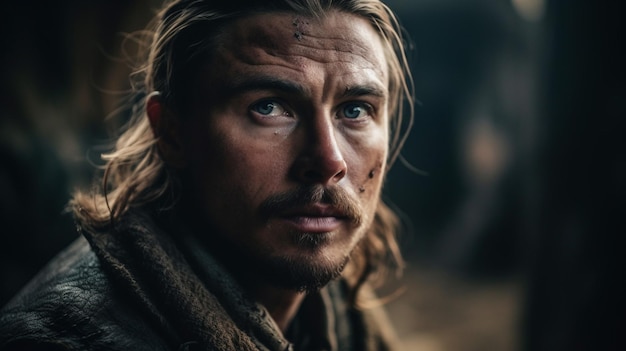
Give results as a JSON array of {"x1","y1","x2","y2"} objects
[{"x1": 291, "y1": 116, "x2": 347, "y2": 185}]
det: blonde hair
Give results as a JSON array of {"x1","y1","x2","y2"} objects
[{"x1": 72, "y1": 0, "x2": 414, "y2": 302}]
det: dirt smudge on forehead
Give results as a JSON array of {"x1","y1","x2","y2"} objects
[{"x1": 292, "y1": 17, "x2": 310, "y2": 41}]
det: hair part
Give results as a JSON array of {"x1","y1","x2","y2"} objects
[{"x1": 71, "y1": 0, "x2": 414, "y2": 305}]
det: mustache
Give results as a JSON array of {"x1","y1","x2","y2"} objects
[{"x1": 259, "y1": 185, "x2": 363, "y2": 226}]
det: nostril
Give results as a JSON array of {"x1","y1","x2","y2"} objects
[
  {"x1": 296, "y1": 162, "x2": 346, "y2": 184},
  {"x1": 333, "y1": 169, "x2": 346, "y2": 180}
]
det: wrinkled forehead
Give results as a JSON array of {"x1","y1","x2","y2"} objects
[{"x1": 214, "y1": 10, "x2": 389, "y2": 82}]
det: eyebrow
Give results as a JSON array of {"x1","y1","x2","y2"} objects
[
  {"x1": 222, "y1": 76, "x2": 307, "y2": 97},
  {"x1": 342, "y1": 85, "x2": 387, "y2": 99},
  {"x1": 220, "y1": 75, "x2": 387, "y2": 100}
]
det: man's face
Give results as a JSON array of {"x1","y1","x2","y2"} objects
[{"x1": 182, "y1": 11, "x2": 389, "y2": 291}]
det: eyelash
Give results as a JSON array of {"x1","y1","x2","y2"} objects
[
  {"x1": 337, "y1": 102, "x2": 375, "y2": 120},
  {"x1": 250, "y1": 99, "x2": 292, "y2": 117},
  {"x1": 248, "y1": 99, "x2": 375, "y2": 122}
]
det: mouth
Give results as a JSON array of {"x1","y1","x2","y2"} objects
[{"x1": 279, "y1": 205, "x2": 349, "y2": 233}]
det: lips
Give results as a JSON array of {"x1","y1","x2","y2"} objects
[
  {"x1": 279, "y1": 204, "x2": 348, "y2": 232},
  {"x1": 259, "y1": 185, "x2": 363, "y2": 231}
]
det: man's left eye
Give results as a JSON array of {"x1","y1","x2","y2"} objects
[
  {"x1": 251, "y1": 100, "x2": 288, "y2": 117},
  {"x1": 340, "y1": 102, "x2": 372, "y2": 119}
]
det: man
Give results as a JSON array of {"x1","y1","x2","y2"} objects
[{"x1": 0, "y1": 0, "x2": 413, "y2": 350}]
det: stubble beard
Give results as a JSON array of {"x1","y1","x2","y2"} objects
[
  {"x1": 251, "y1": 185, "x2": 365, "y2": 292},
  {"x1": 210, "y1": 184, "x2": 368, "y2": 293},
  {"x1": 254, "y1": 231, "x2": 354, "y2": 293},
  {"x1": 211, "y1": 224, "x2": 361, "y2": 293}
]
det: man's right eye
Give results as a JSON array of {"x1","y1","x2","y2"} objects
[{"x1": 251, "y1": 100, "x2": 289, "y2": 117}]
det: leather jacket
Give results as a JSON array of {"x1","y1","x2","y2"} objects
[{"x1": 0, "y1": 211, "x2": 398, "y2": 351}]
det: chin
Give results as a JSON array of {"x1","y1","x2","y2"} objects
[
  {"x1": 245, "y1": 232, "x2": 352, "y2": 292},
  {"x1": 258, "y1": 228, "x2": 366, "y2": 291},
  {"x1": 288, "y1": 231, "x2": 334, "y2": 250},
  {"x1": 262, "y1": 252, "x2": 351, "y2": 292}
]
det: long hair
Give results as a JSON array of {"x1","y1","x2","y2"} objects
[{"x1": 71, "y1": 0, "x2": 414, "y2": 304}]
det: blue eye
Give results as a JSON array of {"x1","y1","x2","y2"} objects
[
  {"x1": 343, "y1": 104, "x2": 364, "y2": 119},
  {"x1": 251, "y1": 100, "x2": 288, "y2": 117},
  {"x1": 341, "y1": 102, "x2": 370, "y2": 119}
]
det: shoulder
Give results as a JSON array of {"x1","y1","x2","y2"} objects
[{"x1": 0, "y1": 238, "x2": 167, "y2": 351}]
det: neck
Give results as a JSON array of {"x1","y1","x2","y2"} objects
[{"x1": 249, "y1": 283, "x2": 306, "y2": 333}]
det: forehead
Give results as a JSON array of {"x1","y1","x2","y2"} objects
[{"x1": 205, "y1": 10, "x2": 389, "y2": 95}]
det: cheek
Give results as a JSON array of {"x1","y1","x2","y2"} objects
[
  {"x1": 183, "y1": 119, "x2": 239, "y2": 200},
  {"x1": 184, "y1": 132, "x2": 262, "y2": 236},
  {"x1": 357, "y1": 159, "x2": 386, "y2": 206},
  {"x1": 188, "y1": 123, "x2": 288, "y2": 208},
  {"x1": 345, "y1": 131, "x2": 388, "y2": 198}
]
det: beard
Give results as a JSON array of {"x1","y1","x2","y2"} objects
[
  {"x1": 209, "y1": 227, "x2": 355, "y2": 293},
  {"x1": 206, "y1": 184, "x2": 365, "y2": 293},
  {"x1": 253, "y1": 185, "x2": 364, "y2": 292},
  {"x1": 253, "y1": 239, "x2": 351, "y2": 293}
]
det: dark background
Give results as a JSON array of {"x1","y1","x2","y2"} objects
[{"x1": 1, "y1": 0, "x2": 624, "y2": 350}]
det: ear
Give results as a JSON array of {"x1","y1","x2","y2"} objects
[{"x1": 146, "y1": 92, "x2": 187, "y2": 168}]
